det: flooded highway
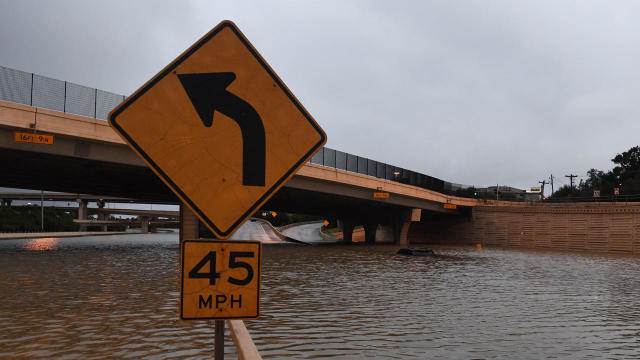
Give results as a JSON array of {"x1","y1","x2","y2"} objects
[{"x1": 1, "y1": 233, "x2": 640, "y2": 359}]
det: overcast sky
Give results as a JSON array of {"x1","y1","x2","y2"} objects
[{"x1": 2, "y1": 1, "x2": 640, "y2": 193}]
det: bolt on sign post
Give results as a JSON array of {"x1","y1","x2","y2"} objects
[{"x1": 108, "y1": 20, "x2": 326, "y2": 240}]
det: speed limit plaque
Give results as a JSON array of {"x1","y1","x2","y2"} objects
[{"x1": 181, "y1": 240, "x2": 261, "y2": 320}]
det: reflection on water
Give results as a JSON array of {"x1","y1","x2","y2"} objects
[
  {"x1": 22, "y1": 237, "x2": 59, "y2": 251},
  {"x1": 1, "y1": 233, "x2": 640, "y2": 359}
]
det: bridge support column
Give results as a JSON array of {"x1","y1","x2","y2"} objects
[
  {"x1": 77, "y1": 199, "x2": 88, "y2": 232},
  {"x1": 97, "y1": 201, "x2": 107, "y2": 232},
  {"x1": 339, "y1": 220, "x2": 354, "y2": 244},
  {"x1": 97, "y1": 213, "x2": 108, "y2": 232},
  {"x1": 394, "y1": 221, "x2": 411, "y2": 247},
  {"x1": 364, "y1": 222, "x2": 377, "y2": 244},
  {"x1": 394, "y1": 208, "x2": 421, "y2": 247},
  {"x1": 140, "y1": 216, "x2": 150, "y2": 233},
  {"x1": 180, "y1": 203, "x2": 199, "y2": 243},
  {"x1": 148, "y1": 217, "x2": 158, "y2": 233}
]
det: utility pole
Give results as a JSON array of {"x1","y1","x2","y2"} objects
[
  {"x1": 539, "y1": 180, "x2": 547, "y2": 199},
  {"x1": 565, "y1": 174, "x2": 578, "y2": 192},
  {"x1": 496, "y1": 184, "x2": 499, "y2": 200},
  {"x1": 549, "y1": 174, "x2": 554, "y2": 194}
]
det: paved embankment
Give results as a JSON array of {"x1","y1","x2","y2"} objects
[
  {"x1": 280, "y1": 221, "x2": 340, "y2": 244},
  {"x1": 230, "y1": 219, "x2": 292, "y2": 244}
]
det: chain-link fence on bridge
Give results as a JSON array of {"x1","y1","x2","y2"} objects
[{"x1": 0, "y1": 65, "x2": 124, "y2": 120}]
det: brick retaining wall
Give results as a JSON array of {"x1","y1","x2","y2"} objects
[{"x1": 409, "y1": 203, "x2": 640, "y2": 255}]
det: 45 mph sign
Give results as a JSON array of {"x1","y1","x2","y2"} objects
[{"x1": 181, "y1": 240, "x2": 261, "y2": 320}]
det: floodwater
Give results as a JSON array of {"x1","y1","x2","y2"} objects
[{"x1": 1, "y1": 233, "x2": 640, "y2": 359}]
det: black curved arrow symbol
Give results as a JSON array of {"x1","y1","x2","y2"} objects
[{"x1": 178, "y1": 72, "x2": 265, "y2": 186}]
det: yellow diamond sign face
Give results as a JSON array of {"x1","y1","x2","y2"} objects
[
  {"x1": 109, "y1": 21, "x2": 326, "y2": 238},
  {"x1": 181, "y1": 240, "x2": 261, "y2": 320}
]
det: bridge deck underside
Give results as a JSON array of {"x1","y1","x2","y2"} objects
[
  {"x1": 0, "y1": 147, "x2": 175, "y2": 202},
  {"x1": 0, "y1": 102, "x2": 467, "y2": 218},
  {"x1": 1, "y1": 146, "x2": 436, "y2": 222}
]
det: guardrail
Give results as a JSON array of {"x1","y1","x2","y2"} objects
[{"x1": 228, "y1": 320, "x2": 262, "y2": 360}]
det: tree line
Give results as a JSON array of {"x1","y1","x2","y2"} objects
[
  {"x1": 551, "y1": 145, "x2": 640, "y2": 199},
  {"x1": 0, "y1": 206, "x2": 79, "y2": 232}
]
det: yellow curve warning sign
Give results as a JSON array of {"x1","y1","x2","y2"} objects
[
  {"x1": 181, "y1": 240, "x2": 261, "y2": 320},
  {"x1": 109, "y1": 20, "x2": 326, "y2": 239}
]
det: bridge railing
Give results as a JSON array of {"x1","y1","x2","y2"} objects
[
  {"x1": 0, "y1": 65, "x2": 124, "y2": 120},
  {"x1": 308, "y1": 146, "x2": 475, "y2": 196}
]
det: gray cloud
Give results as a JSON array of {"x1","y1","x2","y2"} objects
[{"x1": 2, "y1": 0, "x2": 639, "y2": 193}]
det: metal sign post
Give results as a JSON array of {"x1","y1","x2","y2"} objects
[
  {"x1": 215, "y1": 320, "x2": 225, "y2": 359},
  {"x1": 181, "y1": 239, "x2": 261, "y2": 357}
]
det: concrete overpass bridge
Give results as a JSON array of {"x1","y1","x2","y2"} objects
[
  {"x1": 73, "y1": 219, "x2": 179, "y2": 232},
  {"x1": 0, "y1": 198, "x2": 179, "y2": 219},
  {"x1": 0, "y1": 191, "x2": 183, "y2": 207},
  {"x1": 0, "y1": 191, "x2": 179, "y2": 231},
  {"x1": 0, "y1": 97, "x2": 486, "y2": 244},
  {"x1": 4, "y1": 66, "x2": 640, "y2": 255}
]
